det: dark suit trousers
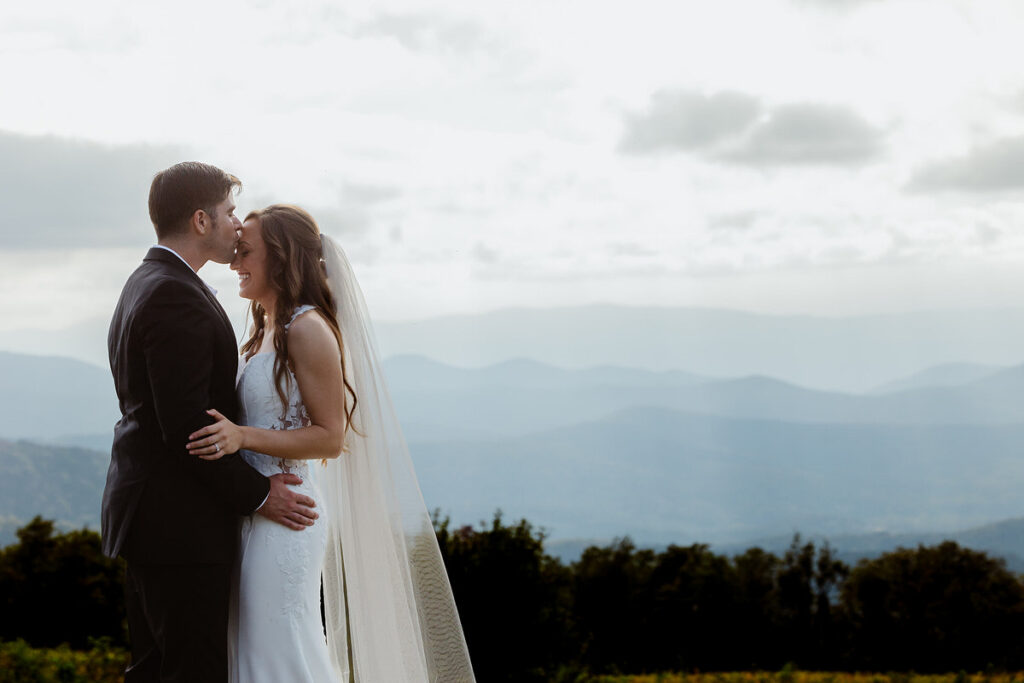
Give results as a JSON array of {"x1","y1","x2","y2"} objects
[{"x1": 124, "y1": 562, "x2": 232, "y2": 683}]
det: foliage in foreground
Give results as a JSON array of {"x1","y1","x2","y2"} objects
[
  {"x1": 5, "y1": 515, "x2": 1024, "y2": 680},
  {"x1": 3, "y1": 643, "x2": 1022, "y2": 683},
  {"x1": 586, "y1": 674, "x2": 1024, "y2": 683},
  {"x1": 0, "y1": 639, "x2": 127, "y2": 683},
  {"x1": 0, "y1": 517, "x2": 125, "y2": 648}
]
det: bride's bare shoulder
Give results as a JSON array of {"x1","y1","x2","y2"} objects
[{"x1": 286, "y1": 308, "x2": 340, "y2": 365}]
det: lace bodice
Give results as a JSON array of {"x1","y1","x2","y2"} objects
[{"x1": 235, "y1": 305, "x2": 316, "y2": 478}]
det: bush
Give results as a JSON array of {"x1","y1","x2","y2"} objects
[
  {"x1": 0, "y1": 517, "x2": 126, "y2": 648},
  {"x1": 841, "y1": 542, "x2": 1024, "y2": 671},
  {"x1": 0, "y1": 639, "x2": 128, "y2": 683},
  {"x1": 434, "y1": 510, "x2": 574, "y2": 683}
]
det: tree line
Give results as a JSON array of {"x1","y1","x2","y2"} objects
[{"x1": 2, "y1": 515, "x2": 1024, "y2": 682}]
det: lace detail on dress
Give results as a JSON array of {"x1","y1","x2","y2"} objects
[
  {"x1": 275, "y1": 537, "x2": 313, "y2": 617},
  {"x1": 286, "y1": 304, "x2": 316, "y2": 330},
  {"x1": 236, "y1": 305, "x2": 318, "y2": 477}
]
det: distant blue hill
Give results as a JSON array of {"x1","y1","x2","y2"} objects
[
  {"x1": 373, "y1": 305, "x2": 1024, "y2": 392},
  {"x1": 0, "y1": 439, "x2": 107, "y2": 546},
  {"x1": 870, "y1": 362, "x2": 1005, "y2": 394},
  {"x1": 410, "y1": 405, "x2": 1024, "y2": 544},
  {"x1": 10, "y1": 305, "x2": 1024, "y2": 392},
  {"x1": 0, "y1": 351, "x2": 118, "y2": 443},
  {"x1": 388, "y1": 356, "x2": 1024, "y2": 440},
  {"x1": 12, "y1": 350, "x2": 1024, "y2": 448},
  {"x1": 6, "y1": 405, "x2": 1024, "y2": 557}
]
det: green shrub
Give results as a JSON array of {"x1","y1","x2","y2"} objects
[{"x1": 0, "y1": 640, "x2": 128, "y2": 683}]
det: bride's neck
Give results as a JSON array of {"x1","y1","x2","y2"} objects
[{"x1": 259, "y1": 296, "x2": 279, "y2": 327}]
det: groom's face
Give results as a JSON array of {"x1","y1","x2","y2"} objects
[{"x1": 205, "y1": 193, "x2": 242, "y2": 264}]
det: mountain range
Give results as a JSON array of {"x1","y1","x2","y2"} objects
[
  {"x1": 12, "y1": 347, "x2": 1024, "y2": 446},
  {"x1": 9, "y1": 304, "x2": 1024, "y2": 392},
  {"x1": 0, "y1": 439, "x2": 108, "y2": 545},
  {"x1": 409, "y1": 405, "x2": 1024, "y2": 544},
  {"x1": 4, "y1": 316, "x2": 1024, "y2": 555},
  {"x1": 6, "y1": 427, "x2": 1024, "y2": 574},
  {"x1": 6, "y1": 343, "x2": 1024, "y2": 544}
]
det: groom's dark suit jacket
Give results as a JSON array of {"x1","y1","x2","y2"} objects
[{"x1": 102, "y1": 247, "x2": 270, "y2": 563}]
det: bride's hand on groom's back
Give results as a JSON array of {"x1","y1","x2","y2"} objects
[
  {"x1": 187, "y1": 409, "x2": 244, "y2": 459},
  {"x1": 257, "y1": 473, "x2": 318, "y2": 530}
]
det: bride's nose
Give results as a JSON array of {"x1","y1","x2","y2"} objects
[{"x1": 230, "y1": 251, "x2": 240, "y2": 270}]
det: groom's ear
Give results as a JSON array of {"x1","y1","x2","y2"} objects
[{"x1": 191, "y1": 208, "x2": 209, "y2": 235}]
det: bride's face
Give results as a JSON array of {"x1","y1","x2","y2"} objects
[{"x1": 232, "y1": 218, "x2": 272, "y2": 304}]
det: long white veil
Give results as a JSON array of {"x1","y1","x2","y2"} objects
[{"x1": 318, "y1": 233, "x2": 476, "y2": 683}]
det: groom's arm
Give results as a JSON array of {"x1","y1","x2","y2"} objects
[{"x1": 141, "y1": 280, "x2": 270, "y2": 515}]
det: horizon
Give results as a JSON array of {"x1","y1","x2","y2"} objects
[{"x1": 6, "y1": 302, "x2": 1024, "y2": 394}]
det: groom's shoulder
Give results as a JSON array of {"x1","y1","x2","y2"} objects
[
  {"x1": 122, "y1": 264, "x2": 209, "y2": 320},
  {"x1": 126, "y1": 262, "x2": 198, "y2": 299}
]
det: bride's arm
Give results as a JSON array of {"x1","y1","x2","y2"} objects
[{"x1": 187, "y1": 311, "x2": 346, "y2": 461}]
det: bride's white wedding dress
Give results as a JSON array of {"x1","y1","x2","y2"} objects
[
  {"x1": 229, "y1": 305, "x2": 336, "y2": 683},
  {"x1": 226, "y1": 235, "x2": 476, "y2": 683}
]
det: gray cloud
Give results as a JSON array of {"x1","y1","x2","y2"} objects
[
  {"x1": 720, "y1": 104, "x2": 885, "y2": 166},
  {"x1": 244, "y1": 196, "x2": 370, "y2": 238},
  {"x1": 619, "y1": 90, "x2": 762, "y2": 154},
  {"x1": 472, "y1": 243, "x2": 500, "y2": 263},
  {"x1": 708, "y1": 211, "x2": 761, "y2": 231},
  {"x1": 355, "y1": 12, "x2": 498, "y2": 57},
  {"x1": 973, "y1": 221, "x2": 1002, "y2": 246},
  {"x1": 1, "y1": 14, "x2": 142, "y2": 55},
  {"x1": 0, "y1": 131, "x2": 185, "y2": 248},
  {"x1": 308, "y1": 206, "x2": 370, "y2": 237},
  {"x1": 338, "y1": 181, "x2": 402, "y2": 206},
  {"x1": 606, "y1": 242, "x2": 658, "y2": 257},
  {"x1": 792, "y1": 0, "x2": 883, "y2": 9},
  {"x1": 906, "y1": 136, "x2": 1024, "y2": 193}
]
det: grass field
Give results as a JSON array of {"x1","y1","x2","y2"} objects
[
  {"x1": 590, "y1": 674, "x2": 1020, "y2": 683},
  {"x1": 2, "y1": 641, "x2": 1019, "y2": 683},
  {"x1": 0, "y1": 640, "x2": 128, "y2": 683}
]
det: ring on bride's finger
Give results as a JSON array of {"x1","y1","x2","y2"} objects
[{"x1": 215, "y1": 442, "x2": 221, "y2": 453}]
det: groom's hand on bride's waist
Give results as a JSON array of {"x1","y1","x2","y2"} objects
[{"x1": 257, "y1": 473, "x2": 318, "y2": 530}]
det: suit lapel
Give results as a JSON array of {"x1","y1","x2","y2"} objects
[
  {"x1": 144, "y1": 247, "x2": 237, "y2": 347},
  {"x1": 197, "y1": 280, "x2": 236, "y2": 343}
]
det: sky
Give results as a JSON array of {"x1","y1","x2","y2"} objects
[{"x1": 3, "y1": 0, "x2": 1024, "y2": 335}]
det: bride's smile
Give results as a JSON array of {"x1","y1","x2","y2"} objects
[{"x1": 231, "y1": 218, "x2": 272, "y2": 305}]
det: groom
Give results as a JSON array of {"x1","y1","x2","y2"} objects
[{"x1": 102, "y1": 161, "x2": 318, "y2": 682}]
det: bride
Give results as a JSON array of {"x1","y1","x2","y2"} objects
[{"x1": 186, "y1": 204, "x2": 475, "y2": 682}]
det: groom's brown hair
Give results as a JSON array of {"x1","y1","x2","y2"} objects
[{"x1": 148, "y1": 161, "x2": 241, "y2": 239}]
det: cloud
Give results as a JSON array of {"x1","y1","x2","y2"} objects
[
  {"x1": 606, "y1": 242, "x2": 658, "y2": 258},
  {"x1": 973, "y1": 221, "x2": 1002, "y2": 246},
  {"x1": 355, "y1": 11, "x2": 498, "y2": 57},
  {"x1": 0, "y1": 130, "x2": 185, "y2": 248},
  {"x1": 619, "y1": 90, "x2": 762, "y2": 154},
  {"x1": 708, "y1": 211, "x2": 761, "y2": 231},
  {"x1": 906, "y1": 136, "x2": 1024, "y2": 193},
  {"x1": 792, "y1": 0, "x2": 883, "y2": 9},
  {"x1": 243, "y1": 196, "x2": 370, "y2": 238},
  {"x1": 472, "y1": 243, "x2": 500, "y2": 263},
  {"x1": 338, "y1": 181, "x2": 402, "y2": 206},
  {"x1": 720, "y1": 104, "x2": 885, "y2": 166},
  {"x1": 620, "y1": 95, "x2": 884, "y2": 167}
]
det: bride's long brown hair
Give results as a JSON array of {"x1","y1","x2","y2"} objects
[{"x1": 240, "y1": 204, "x2": 357, "y2": 444}]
